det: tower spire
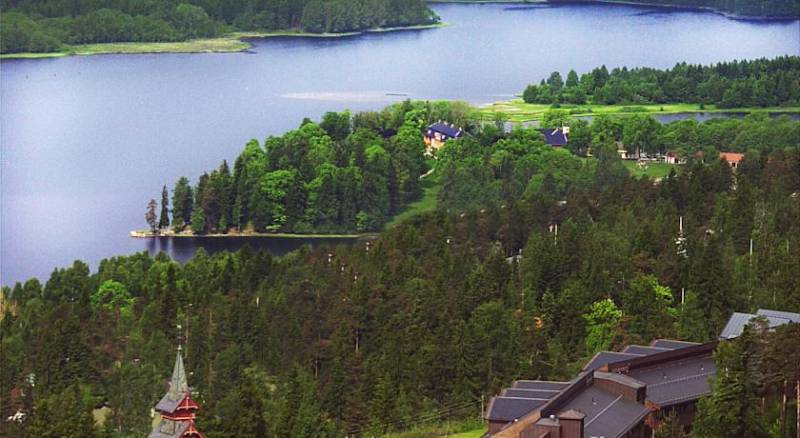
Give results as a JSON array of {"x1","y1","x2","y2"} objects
[
  {"x1": 167, "y1": 350, "x2": 189, "y2": 401},
  {"x1": 149, "y1": 348, "x2": 204, "y2": 438}
]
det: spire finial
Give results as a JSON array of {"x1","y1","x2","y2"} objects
[{"x1": 167, "y1": 350, "x2": 189, "y2": 400}]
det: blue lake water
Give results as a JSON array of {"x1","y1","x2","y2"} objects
[{"x1": 2, "y1": 3, "x2": 799, "y2": 285}]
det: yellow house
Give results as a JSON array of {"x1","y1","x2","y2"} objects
[{"x1": 424, "y1": 122, "x2": 464, "y2": 153}]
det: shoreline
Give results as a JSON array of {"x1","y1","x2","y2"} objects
[
  {"x1": 582, "y1": 0, "x2": 800, "y2": 20},
  {"x1": 428, "y1": 0, "x2": 800, "y2": 20},
  {"x1": 0, "y1": 23, "x2": 448, "y2": 60},
  {"x1": 479, "y1": 99, "x2": 800, "y2": 122},
  {"x1": 130, "y1": 229, "x2": 374, "y2": 239}
]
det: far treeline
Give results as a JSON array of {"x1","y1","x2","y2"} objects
[
  {"x1": 0, "y1": 0, "x2": 438, "y2": 54},
  {"x1": 451, "y1": 0, "x2": 800, "y2": 17},
  {"x1": 523, "y1": 56, "x2": 800, "y2": 108},
  {"x1": 3, "y1": 109, "x2": 799, "y2": 437}
]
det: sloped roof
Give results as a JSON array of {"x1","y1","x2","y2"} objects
[
  {"x1": 583, "y1": 352, "x2": 642, "y2": 372},
  {"x1": 626, "y1": 355, "x2": 715, "y2": 407},
  {"x1": 719, "y1": 311, "x2": 794, "y2": 340},
  {"x1": 485, "y1": 397, "x2": 549, "y2": 422},
  {"x1": 719, "y1": 152, "x2": 744, "y2": 164},
  {"x1": 489, "y1": 340, "x2": 718, "y2": 438},
  {"x1": 427, "y1": 122, "x2": 463, "y2": 138},
  {"x1": 501, "y1": 388, "x2": 561, "y2": 399},
  {"x1": 622, "y1": 345, "x2": 672, "y2": 355},
  {"x1": 512, "y1": 380, "x2": 569, "y2": 391},
  {"x1": 649, "y1": 339, "x2": 699, "y2": 349},
  {"x1": 756, "y1": 309, "x2": 800, "y2": 323},
  {"x1": 537, "y1": 385, "x2": 649, "y2": 438},
  {"x1": 148, "y1": 418, "x2": 190, "y2": 438},
  {"x1": 538, "y1": 128, "x2": 568, "y2": 146}
]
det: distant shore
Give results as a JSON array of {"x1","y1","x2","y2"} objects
[
  {"x1": 130, "y1": 229, "x2": 373, "y2": 239},
  {"x1": 0, "y1": 23, "x2": 448, "y2": 60},
  {"x1": 428, "y1": 0, "x2": 800, "y2": 20},
  {"x1": 480, "y1": 100, "x2": 800, "y2": 123}
]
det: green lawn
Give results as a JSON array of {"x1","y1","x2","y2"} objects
[
  {"x1": 381, "y1": 420, "x2": 485, "y2": 438},
  {"x1": 450, "y1": 428, "x2": 486, "y2": 438},
  {"x1": 479, "y1": 99, "x2": 800, "y2": 123},
  {"x1": 623, "y1": 161, "x2": 679, "y2": 179},
  {"x1": 385, "y1": 172, "x2": 442, "y2": 229}
]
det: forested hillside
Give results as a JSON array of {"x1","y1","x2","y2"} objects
[
  {"x1": 2, "y1": 111, "x2": 799, "y2": 437},
  {"x1": 522, "y1": 56, "x2": 800, "y2": 108},
  {"x1": 0, "y1": 0, "x2": 439, "y2": 53}
]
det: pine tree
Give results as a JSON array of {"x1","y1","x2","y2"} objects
[
  {"x1": 145, "y1": 199, "x2": 158, "y2": 235},
  {"x1": 694, "y1": 324, "x2": 766, "y2": 437},
  {"x1": 159, "y1": 185, "x2": 170, "y2": 229}
]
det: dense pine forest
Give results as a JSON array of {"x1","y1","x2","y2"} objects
[
  {"x1": 2, "y1": 104, "x2": 799, "y2": 436},
  {"x1": 522, "y1": 56, "x2": 800, "y2": 108},
  {"x1": 0, "y1": 0, "x2": 438, "y2": 53}
]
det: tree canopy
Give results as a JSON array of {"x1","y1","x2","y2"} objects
[
  {"x1": 523, "y1": 56, "x2": 800, "y2": 109},
  {"x1": 4, "y1": 107, "x2": 799, "y2": 436}
]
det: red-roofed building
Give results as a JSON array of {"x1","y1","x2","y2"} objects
[
  {"x1": 148, "y1": 351, "x2": 204, "y2": 438},
  {"x1": 719, "y1": 152, "x2": 744, "y2": 169}
]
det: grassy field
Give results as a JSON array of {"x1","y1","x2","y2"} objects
[
  {"x1": 623, "y1": 160, "x2": 679, "y2": 179},
  {"x1": 385, "y1": 172, "x2": 442, "y2": 229},
  {"x1": 1, "y1": 24, "x2": 447, "y2": 59},
  {"x1": 450, "y1": 428, "x2": 486, "y2": 438},
  {"x1": 382, "y1": 419, "x2": 484, "y2": 438},
  {"x1": 479, "y1": 99, "x2": 800, "y2": 123}
]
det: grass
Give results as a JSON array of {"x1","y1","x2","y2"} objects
[
  {"x1": 1, "y1": 23, "x2": 448, "y2": 59},
  {"x1": 385, "y1": 172, "x2": 442, "y2": 229},
  {"x1": 479, "y1": 99, "x2": 800, "y2": 123},
  {"x1": 382, "y1": 418, "x2": 485, "y2": 438},
  {"x1": 623, "y1": 160, "x2": 679, "y2": 179},
  {"x1": 450, "y1": 428, "x2": 486, "y2": 438}
]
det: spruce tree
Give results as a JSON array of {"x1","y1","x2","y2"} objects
[{"x1": 159, "y1": 185, "x2": 170, "y2": 230}]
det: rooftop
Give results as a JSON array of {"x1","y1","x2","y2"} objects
[
  {"x1": 538, "y1": 128, "x2": 568, "y2": 146},
  {"x1": 488, "y1": 309, "x2": 800, "y2": 437},
  {"x1": 427, "y1": 122, "x2": 463, "y2": 138},
  {"x1": 488, "y1": 339, "x2": 713, "y2": 437},
  {"x1": 719, "y1": 309, "x2": 800, "y2": 340},
  {"x1": 486, "y1": 397, "x2": 550, "y2": 422}
]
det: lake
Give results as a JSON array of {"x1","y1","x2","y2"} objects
[{"x1": 1, "y1": 2, "x2": 798, "y2": 285}]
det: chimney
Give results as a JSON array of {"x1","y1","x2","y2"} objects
[
  {"x1": 558, "y1": 410, "x2": 585, "y2": 438},
  {"x1": 561, "y1": 126, "x2": 570, "y2": 135}
]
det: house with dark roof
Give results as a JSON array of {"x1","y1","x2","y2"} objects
[
  {"x1": 424, "y1": 122, "x2": 463, "y2": 153},
  {"x1": 538, "y1": 127, "x2": 569, "y2": 147},
  {"x1": 485, "y1": 339, "x2": 715, "y2": 438}
]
